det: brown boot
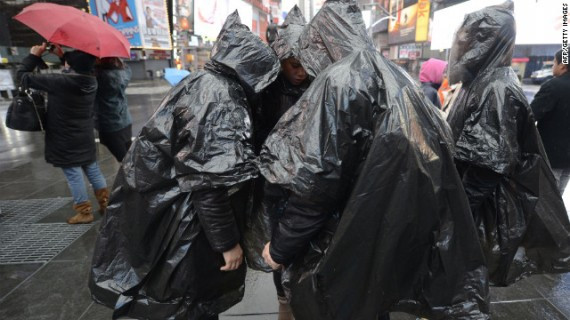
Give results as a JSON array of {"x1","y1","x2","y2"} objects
[
  {"x1": 94, "y1": 188, "x2": 109, "y2": 215},
  {"x1": 278, "y1": 296, "x2": 294, "y2": 320},
  {"x1": 67, "y1": 201, "x2": 94, "y2": 224}
]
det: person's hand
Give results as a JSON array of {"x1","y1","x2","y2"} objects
[
  {"x1": 220, "y1": 243, "x2": 243, "y2": 271},
  {"x1": 262, "y1": 242, "x2": 282, "y2": 270},
  {"x1": 30, "y1": 43, "x2": 47, "y2": 57},
  {"x1": 50, "y1": 44, "x2": 64, "y2": 58}
]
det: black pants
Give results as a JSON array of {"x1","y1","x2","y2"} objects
[
  {"x1": 273, "y1": 270, "x2": 286, "y2": 298},
  {"x1": 99, "y1": 124, "x2": 132, "y2": 162}
]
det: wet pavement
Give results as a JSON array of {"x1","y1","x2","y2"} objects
[{"x1": 0, "y1": 79, "x2": 568, "y2": 320}]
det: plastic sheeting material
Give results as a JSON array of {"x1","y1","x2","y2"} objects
[
  {"x1": 259, "y1": 1, "x2": 490, "y2": 319},
  {"x1": 89, "y1": 11, "x2": 280, "y2": 319},
  {"x1": 271, "y1": 5, "x2": 306, "y2": 61},
  {"x1": 447, "y1": 2, "x2": 570, "y2": 285}
]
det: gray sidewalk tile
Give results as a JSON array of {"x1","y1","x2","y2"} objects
[
  {"x1": 0, "y1": 263, "x2": 42, "y2": 301},
  {"x1": 491, "y1": 300, "x2": 568, "y2": 320},
  {"x1": 550, "y1": 297, "x2": 570, "y2": 318},
  {"x1": 0, "y1": 260, "x2": 92, "y2": 320},
  {"x1": 490, "y1": 277, "x2": 544, "y2": 302},
  {"x1": 527, "y1": 273, "x2": 570, "y2": 298}
]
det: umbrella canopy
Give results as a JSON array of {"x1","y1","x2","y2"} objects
[{"x1": 14, "y1": 3, "x2": 130, "y2": 58}]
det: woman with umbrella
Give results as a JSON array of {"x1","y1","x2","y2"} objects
[
  {"x1": 16, "y1": 43, "x2": 108, "y2": 224},
  {"x1": 12, "y1": 3, "x2": 133, "y2": 222}
]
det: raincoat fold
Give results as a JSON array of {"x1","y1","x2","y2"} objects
[
  {"x1": 271, "y1": 5, "x2": 306, "y2": 61},
  {"x1": 259, "y1": 1, "x2": 490, "y2": 319},
  {"x1": 89, "y1": 11, "x2": 280, "y2": 319},
  {"x1": 447, "y1": 1, "x2": 570, "y2": 285}
]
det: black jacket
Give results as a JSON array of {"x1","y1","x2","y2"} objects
[
  {"x1": 421, "y1": 81, "x2": 441, "y2": 109},
  {"x1": 531, "y1": 72, "x2": 570, "y2": 168},
  {"x1": 17, "y1": 54, "x2": 97, "y2": 167},
  {"x1": 95, "y1": 67, "x2": 132, "y2": 133},
  {"x1": 254, "y1": 73, "x2": 309, "y2": 151}
]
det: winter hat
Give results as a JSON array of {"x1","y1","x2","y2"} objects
[{"x1": 64, "y1": 50, "x2": 96, "y2": 74}]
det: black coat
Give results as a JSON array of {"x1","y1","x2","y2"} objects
[
  {"x1": 421, "y1": 81, "x2": 441, "y2": 108},
  {"x1": 17, "y1": 54, "x2": 97, "y2": 167},
  {"x1": 254, "y1": 73, "x2": 309, "y2": 151},
  {"x1": 531, "y1": 72, "x2": 570, "y2": 168}
]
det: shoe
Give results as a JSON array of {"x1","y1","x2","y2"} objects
[
  {"x1": 67, "y1": 201, "x2": 94, "y2": 224},
  {"x1": 278, "y1": 296, "x2": 293, "y2": 320},
  {"x1": 94, "y1": 188, "x2": 109, "y2": 215}
]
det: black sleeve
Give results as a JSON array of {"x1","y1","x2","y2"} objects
[
  {"x1": 461, "y1": 164, "x2": 503, "y2": 215},
  {"x1": 193, "y1": 187, "x2": 240, "y2": 253},
  {"x1": 269, "y1": 194, "x2": 330, "y2": 265},
  {"x1": 530, "y1": 80, "x2": 557, "y2": 122},
  {"x1": 16, "y1": 54, "x2": 59, "y2": 93}
]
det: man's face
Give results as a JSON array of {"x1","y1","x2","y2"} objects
[
  {"x1": 281, "y1": 57, "x2": 307, "y2": 86},
  {"x1": 553, "y1": 58, "x2": 568, "y2": 77}
]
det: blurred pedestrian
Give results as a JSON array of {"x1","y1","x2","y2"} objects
[
  {"x1": 94, "y1": 57, "x2": 133, "y2": 162},
  {"x1": 531, "y1": 49, "x2": 570, "y2": 196},
  {"x1": 447, "y1": 2, "x2": 570, "y2": 285},
  {"x1": 17, "y1": 43, "x2": 108, "y2": 224},
  {"x1": 419, "y1": 58, "x2": 447, "y2": 108}
]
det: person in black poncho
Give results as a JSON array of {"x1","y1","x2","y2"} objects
[
  {"x1": 447, "y1": 1, "x2": 570, "y2": 286},
  {"x1": 89, "y1": 12, "x2": 280, "y2": 320},
  {"x1": 259, "y1": 0, "x2": 490, "y2": 319}
]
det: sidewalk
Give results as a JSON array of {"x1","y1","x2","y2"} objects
[{"x1": 0, "y1": 80, "x2": 569, "y2": 320}]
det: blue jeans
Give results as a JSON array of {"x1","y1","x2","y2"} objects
[{"x1": 62, "y1": 162, "x2": 107, "y2": 204}]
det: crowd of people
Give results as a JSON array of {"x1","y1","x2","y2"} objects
[{"x1": 13, "y1": 0, "x2": 570, "y2": 319}]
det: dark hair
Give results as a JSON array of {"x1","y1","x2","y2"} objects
[
  {"x1": 555, "y1": 50, "x2": 563, "y2": 64},
  {"x1": 96, "y1": 57, "x2": 125, "y2": 70},
  {"x1": 63, "y1": 51, "x2": 96, "y2": 74}
]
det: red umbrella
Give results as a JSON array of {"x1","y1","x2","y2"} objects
[{"x1": 14, "y1": 3, "x2": 130, "y2": 58}]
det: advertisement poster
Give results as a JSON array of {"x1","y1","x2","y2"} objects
[
  {"x1": 90, "y1": 0, "x2": 171, "y2": 49},
  {"x1": 194, "y1": 0, "x2": 253, "y2": 41},
  {"x1": 389, "y1": 0, "x2": 418, "y2": 44},
  {"x1": 90, "y1": 0, "x2": 143, "y2": 47},
  {"x1": 136, "y1": 0, "x2": 172, "y2": 49},
  {"x1": 415, "y1": 0, "x2": 430, "y2": 42},
  {"x1": 431, "y1": 0, "x2": 563, "y2": 50},
  {"x1": 175, "y1": 0, "x2": 194, "y2": 33}
]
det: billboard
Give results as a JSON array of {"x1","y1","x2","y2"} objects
[
  {"x1": 91, "y1": 0, "x2": 143, "y2": 46},
  {"x1": 175, "y1": 0, "x2": 194, "y2": 33},
  {"x1": 90, "y1": 0, "x2": 172, "y2": 49},
  {"x1": 194, "y1": 0, "x2": 252, "y2": 41},
  {"x1": 431, "y1": 0, "x2": 564, "y2": 50},
  {"x1": 137, "y1": 0, "x2": 172, "y2": 49},
  {"x1": 389, "y1": 0, "x2": 418, "y2": 44}
]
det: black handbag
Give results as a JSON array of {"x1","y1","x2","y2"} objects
[{"x1": 5, "y1": 88, "x2": 47, "y2": 132}]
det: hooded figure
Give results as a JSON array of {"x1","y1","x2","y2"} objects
[
  {"x1": 89, "y1": 12, "x2": 280, "y2": 319},
  {"x1": 252, "y1": 5, "x2": 310, "y2": 151},
  {"x1": 447, "y1": 2, "x2": 570, "y2": 286},
  {"x1": 259, "y1": 1, "x2": 489, "y2": 319},
  {"x1": 419, "y1": 58, "x2": 447, "y2": 108}
]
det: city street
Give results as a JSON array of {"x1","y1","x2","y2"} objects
[{"x1": 0, "y1": 79, "x2": 568, "y2": 319}]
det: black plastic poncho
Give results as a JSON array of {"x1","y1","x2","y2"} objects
[
  {"x1": 259, "y1": 1, "x2": 489, "y2": 319},
  {"x1": 271, "y1": 5, "x2": 306, "y2": 61},
  {"x1": 89, "y1": 12, "x2": 280, "y2": 319},
  {"x1": 447, "y1": 2, "x2": 570, "y2": 286}
]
